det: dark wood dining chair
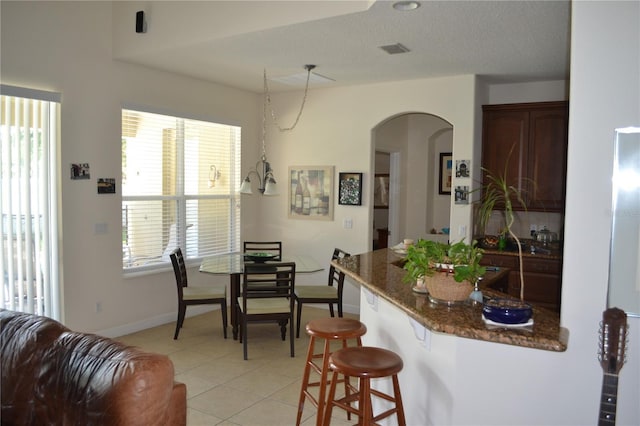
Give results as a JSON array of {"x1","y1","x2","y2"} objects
[
  {"x1": 170, "y1": 248, "x2": 227, "y2": 339},
  {"x1": 243, "y1": 241, "x2": 282, "y2": 260},
  {"x1": 237, "y1": 261, "x2": 296, "y2": 360},
  {"x1": 294, "y1": 248, "x2": 350, "y2": 338}
]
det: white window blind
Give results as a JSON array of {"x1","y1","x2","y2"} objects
[
  {"x1": 122, "y1": 108, "x2": 241, "y2": 272},
  {"x1": 1, "y1": 86, "x2": 61, "y2": 319}
]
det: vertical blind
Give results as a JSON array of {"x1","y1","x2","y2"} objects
[
  {"x1": 0, "y1": 86, "x2": 61, "y2": 319},
  {"x1": 122, "y1": 108, "x2": 242, "y2": 272}
]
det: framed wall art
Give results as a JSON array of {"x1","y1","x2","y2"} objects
[
  {"x1": 374, "y1": 174, "x2": 390, "y2": 208},
  {"x1": 338, "y1": 172, "x2": 363, "y2": 206},
  {"x1": 439, "y1": 152, "x2": 452, "y2": 194},
  {"x1": 455, "y1": 159, "x2": 470, "y2": 178},
  {"x1": 288, "y1": 166, "x2": 334, "y2": 220},
  {"x1": 455, "y1": 185, "x2": 469, "y2": 204}
]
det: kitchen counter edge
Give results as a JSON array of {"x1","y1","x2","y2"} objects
[{"x1": 332, "y1": 248, "x2": 568, "y2": 352}]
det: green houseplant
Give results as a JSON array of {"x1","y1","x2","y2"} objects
[
  {"x1": 402, "y1": 239, "x2": 449, "y2": 283},
  {"x1": 403, "y1": 239, "x2": 486, "y2": 303},
  {"x1": 474, "y1": 146, "x2": 530, "y2": 301},
  {"x1": 448, "y1": 239, "x2": 487, "y2": 287}
]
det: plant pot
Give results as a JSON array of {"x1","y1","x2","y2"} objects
[
  {"x1": 482, "y1": 298, "x2": 533, "y2": 324},
  {"x1": 424, "y1": 272, "x2": 474, "y2": 304}
]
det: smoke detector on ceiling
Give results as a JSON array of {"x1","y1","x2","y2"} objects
[{"x1": 379, "y1": 43, "x2": 411, "y2": 55}]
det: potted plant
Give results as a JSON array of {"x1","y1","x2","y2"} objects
[
  {"x1": 474, "y1": 146, "x2": 530, "y2": 300},
  {"x1": 403, "y1": 239, "x2": 486, "y2": 303},
  {"x1": 402, "y1": 239, "x2": 449, "y2": 283},
  {"x1": 448, "y1": 239, "x2": 486, "y2": 287}
]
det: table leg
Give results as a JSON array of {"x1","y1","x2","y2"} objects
[{"x1": 230, "y1": 273, "x2": 240, "y2": 340}]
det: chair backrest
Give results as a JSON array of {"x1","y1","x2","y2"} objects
[
  {"x1": 243, "y1": 241, "x2": 282, "y2": 260},
  {"x1": 242, "y1": 262, "x2": 296, "y2": 305},
  {"x1": 328, "y1": 248, "x2": 350, "y2": 288},
  {"x1": 169, "y1": 248, "x2": 187, "y2": 297}
]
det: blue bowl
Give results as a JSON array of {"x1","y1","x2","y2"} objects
[{"x1": 483, "y1": 298, "x2": 533, "y2": 324}]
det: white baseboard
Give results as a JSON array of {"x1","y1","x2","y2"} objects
[
  {"x1": 97, "y1": 306, "x2": 216, "y2": 338},
  {"x1": 97, "y1": 302, "x2": 360, "y2": 338}
]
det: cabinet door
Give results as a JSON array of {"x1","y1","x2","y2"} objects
[
  {"x1": 510, "y1": 257, "x2": 562, "y2": 312},
  {"x1": 480, "y1": 253, "x2": 519, "y2": 269},
  {"x1": 508, "y1": 272, "x2": 561, "y2": 312},
  {"x1": 527, "y1": 105, "x2": 568, "y2": 212},
  {"x1": 481, "y1": 109, "x2": 529, "y2": 210}
]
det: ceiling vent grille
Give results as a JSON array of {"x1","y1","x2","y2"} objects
[{"x1": 379, "y1": 43, "x2": 410, "y2": 55}]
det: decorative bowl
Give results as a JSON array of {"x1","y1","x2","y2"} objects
[
  {"x1": 244, "y1": 252, "x2": 278, "y2": 263},
  {"x1": 482, "y1": 298, "x2": 533, "y2": 324},
  {"x1": 480, "y1": 235, "x2": 499, "y2": 249}
]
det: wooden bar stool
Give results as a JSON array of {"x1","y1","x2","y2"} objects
[
  {"x1": 296, "y1": 317, "x2": 367, "y2": 426},
  {"x1": 323, "y1": 346, "x2": 406, "y2": 426}
]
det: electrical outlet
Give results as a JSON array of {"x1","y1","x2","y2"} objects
[
  {"x1": 458, "y1": 225, "x2": 466, "y2": 236},
  {"x1": 530, "y1": 224, "x2": 537, "y2": 232},
  {"x1": 343, "y1": 218, "x2": 353, "y2": 229},
  {"x1": 96, "y1": 302, "x2": 102, "y2": 313}
]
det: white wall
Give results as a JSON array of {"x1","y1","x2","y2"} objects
[
  {"x1": 1, "y1": 1, "x2": 261, "y2": 333},
  {"x1": 561, "y1": 1, "x2": 640, "y2": 424},
  {"x1": 405, "y1": 114, "x2": 453, "y2": 241},
  {"x1": 373, "y1": 113, "x2": 453, "y2": 245},
  {"x1": 261, "y1": 76, "x2": 479, "y2": 314}
]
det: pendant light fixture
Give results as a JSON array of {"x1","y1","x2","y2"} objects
[{"x1": 240, "y1": 65, "x2": 315, "y2": 195}]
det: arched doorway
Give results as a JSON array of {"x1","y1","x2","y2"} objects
[{"x1": 372, "y1": 113, "x2": 453, "y2": 249}]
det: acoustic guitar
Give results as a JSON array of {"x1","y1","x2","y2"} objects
[{"x1": 598, "y1": 307, "x2": 628, "y2": 426}]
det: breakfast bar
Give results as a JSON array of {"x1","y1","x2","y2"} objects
[
  {"x1": 332, "y1": 248, "x2": 568, "y2": 351},
  {"x1": 332, "y1": 248, "x2": 570, "y2": 425}
]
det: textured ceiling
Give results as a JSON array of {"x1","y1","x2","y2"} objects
[{"x1": 113, "y1": 1, "x2": 571, "y2": 93}]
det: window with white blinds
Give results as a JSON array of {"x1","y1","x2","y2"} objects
[
  {"x1": 122, "y1": 108, "x2": 242, "y2": 273},
  {"x1": 1, "y1": 85, "x2": 61, "y2": 319}
]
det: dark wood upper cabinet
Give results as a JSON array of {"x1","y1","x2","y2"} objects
[{"x1": 482, "y1": 101, "x2": 568, "y2": 213}]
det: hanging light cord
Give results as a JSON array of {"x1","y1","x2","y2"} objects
[{"x1": 264, "y1": 65, "x2": 315, "y2": 133}]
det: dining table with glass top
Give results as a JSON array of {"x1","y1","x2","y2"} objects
[{"x1": 200, "y1": 253, "x2": 323, "y2": 339}]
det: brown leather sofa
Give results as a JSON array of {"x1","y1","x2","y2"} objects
[{"x1": 0, "y1": 309, "x2": 187, "y2": 425}]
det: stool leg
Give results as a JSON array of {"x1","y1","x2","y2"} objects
[
  {"x1": 392, "y1": 374, "x2": 406, "y2": 426},
  {"x1": 296, "y1": 336, "x2": 316, "y2": 426},
  {"x1": 341, "y1": 338, "x2": 357, "y2": 421},
  {"x1": 360, "y1": 377, "x2": 371, "y2": 426},
  {"x1": 315, "y1": 338, "x2": 332, "y2": 426},
  {"x1": 322, "y1": 371, "x2": 339, "y2": 426}
]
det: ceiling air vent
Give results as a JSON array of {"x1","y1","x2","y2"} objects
[{"x1": 379, "y1": 43, "x2": 410, "y2": 55}]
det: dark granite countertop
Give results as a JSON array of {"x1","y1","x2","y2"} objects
[{"x1": 333, "y1": 248, "x2": 568, "y2": 352}]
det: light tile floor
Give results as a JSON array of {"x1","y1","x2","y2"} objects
[{"x1": 116, "y1": 307, "x2": 360, "y2": 426}]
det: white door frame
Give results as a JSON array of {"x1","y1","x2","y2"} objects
[{"x1": 388, "y1": 152, "x2": 401, "y2": 247}]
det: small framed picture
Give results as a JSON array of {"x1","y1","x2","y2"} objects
[
  {"x1": 439, "y1": 153, "x2": 453, "y2": 194},
  {"x1": 70, "y1": 163, "x2": 90, "y2": 180},
  {"x1": 455, "y1": 185, "x2": 469, "y2": 204},
  {"x1": 374, "y1": 174, "x2": 390, "y2": 208},
  {"x1": 338, "y1": 172, "x2": 363, "y2": 206},
  {"x1": 456, "y1": 160, "x2": 470, "y2": 178},
  {"x1": 97, "y1": 178, "x2": 116, "y2": 194}
]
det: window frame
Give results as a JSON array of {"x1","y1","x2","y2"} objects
[{"x1": 121, "y1": 106, "x2": 242, "y2": 275}]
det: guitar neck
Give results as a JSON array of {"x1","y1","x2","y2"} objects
[{"x1": 598, "y1": 372, "x2": 619, "y2": 426}]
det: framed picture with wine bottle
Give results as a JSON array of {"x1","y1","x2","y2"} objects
[{"x1": 288, "y1": 166, "x2": 335, "y2": 220}]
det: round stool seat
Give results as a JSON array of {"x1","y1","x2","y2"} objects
[
  {"x1": 306, "y1": 317, "x2": 367, "y2": 340},
  {"x1": 329, "y1": 346, "x2": 403, "y2": 379},
  {"x1": 324, "y1": 346, "x2": 406, "y2": 425},
  {"x1": 296, "y1": 318, "x2": 366, "y2": 426}
]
